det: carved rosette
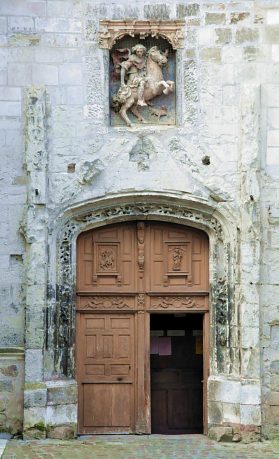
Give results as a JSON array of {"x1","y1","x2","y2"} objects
[
  {"x1": 98, "y1": 20, "x2": 185, "y2": 50},
  {"x1": 137, "y1": 294, "x2": 145, "y2": 311}
]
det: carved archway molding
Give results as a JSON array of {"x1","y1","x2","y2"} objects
[
  {"x1": 48, "y1": 194, "x2": 238, "y2": 378},
  {"x1": 98, "y1": 20, "x2": 185, "y2": 50}
]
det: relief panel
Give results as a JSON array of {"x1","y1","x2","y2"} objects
[
  {"x1": 109, "y1": 35, "x2": 176, "y2": 127},
  {"x1": 77, "y1": 296, "x2": 136, "y2": 311},
  {"x1": 77, "y1": 224, "x2": 136, "y2": 292},
  {"x1": 148, "y1": 225, "x2": 208, "y2": 292},
  {"x1": 149, "y1": 296, "x2": 208, "y2": 311}
]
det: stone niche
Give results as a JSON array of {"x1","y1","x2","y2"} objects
[{"x1": 98, "y1": 20, "x2": 184, "y2": 127}]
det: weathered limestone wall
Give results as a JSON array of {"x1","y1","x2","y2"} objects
[{"x1": 0, "y1": 0, "x2": 278, "y2": 440}]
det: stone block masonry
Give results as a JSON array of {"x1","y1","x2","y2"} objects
[{"x1": 0, "y1": 0, "x2": 278, "y2": 442}]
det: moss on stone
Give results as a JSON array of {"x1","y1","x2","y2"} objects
[
  {"x1": 25, "y1": 382, "x2": 46, "y2": 390},
  {"x1": 33, "y1": 422, "x2": 46, "y2": 432}
]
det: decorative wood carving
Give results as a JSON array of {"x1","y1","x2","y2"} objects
[
  {"x1": 137, "y1": 222, "x2": 145, "y2": 277},
  {"x1": 79, "y1": 297, "x2": 134, "y2": 311},
  {"x1": 137, "y1": 294, "x2": 145, "y2": 310},
  {"x1": 149, "y1": 296, "x2": 208, "y2": 311},
  {"x1": 152, "y1": 297, "x2": 196, "y2": 309},
  {"x1": 98, "y1": 20, "x2": 185, "y2": 50},
  {"x1": 172, "y1": 247, "x2": 183, "y2": 271},
  {"x1": 98, "y1": 249, "x2": 115, "y2": 271}
]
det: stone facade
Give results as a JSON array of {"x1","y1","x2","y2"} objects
[{"x1": 0, "y1": 0, "x2": 279, "y2": 441}]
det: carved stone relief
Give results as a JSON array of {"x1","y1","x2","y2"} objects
[
  {"x1": 109, "y1": 36, "x2": 176, "y2": 127},
  {"x1": 24, "y1": 86, "x2": 47, "y2": 172}
]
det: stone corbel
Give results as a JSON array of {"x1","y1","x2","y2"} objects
[{"x1": 98, "y1": 20, "x2": 185, "y2": 50}]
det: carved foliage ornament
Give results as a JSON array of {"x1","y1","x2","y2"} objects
[
  {"x1": 72, "y1": 203, "x2": 223, "y2": 240},
  {"x1": 82, "y1": 297, "x2": 132, "y2": 310},
  {"x1": 151, "y1": 297, "x2": 197, "y2": 310},
  {"x1": 98, "y1": 20, "x2": 185, "y2": 50}
]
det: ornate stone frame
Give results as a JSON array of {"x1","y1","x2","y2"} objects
[
  {"x1": 47, "y1": 194, "x2": 238, "y2": 380},
  {"x1": 98, "y1": 20, "x2": 185, "y2": 50}
]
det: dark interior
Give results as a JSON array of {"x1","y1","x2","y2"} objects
[{"x1": 150, "y1": 313, "x2": 203, "y2": 434}]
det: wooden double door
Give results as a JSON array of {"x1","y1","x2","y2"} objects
[{"x1": 76, "y1": 221, "x2": 209, "y2": 434}]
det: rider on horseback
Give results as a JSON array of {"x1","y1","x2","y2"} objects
[{"x1": 120, "y1": 44, "x2": 148, "y2": 107}]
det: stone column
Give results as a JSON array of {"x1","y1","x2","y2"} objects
[
  {"x1": 22, "y1": 87, "x2": 49, "y2": 438},
  {"x1": 238, "y1": 83, "x2": 262, "y2": 434}
]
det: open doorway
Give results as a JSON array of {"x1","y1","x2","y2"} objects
[{"x1": 150, "y1": 313, "x2": 204, "y2": 434}]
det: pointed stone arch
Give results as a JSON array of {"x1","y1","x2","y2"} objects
[{"x1": 46, "y1": 194, "x2": 238, "y2": 381}]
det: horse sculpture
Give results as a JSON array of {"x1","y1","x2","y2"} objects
[{"x1": 112, "y1": 45, "x2": 175, "y2": 127}]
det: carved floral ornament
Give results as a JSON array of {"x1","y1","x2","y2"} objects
[
  {"x1": 151, "y1": 297, "x2": 201, "y2": 310},
  {"x1": 98, "y1": 20, "x2": 185, "y2": 50},
  {"x1": 81, "y1": 297, "x2": 132, "y2": 310}
]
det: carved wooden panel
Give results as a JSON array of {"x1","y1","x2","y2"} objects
[
  {"x1": 77, "y1": 224, "x2": 136, "y2": 292},
  {"x1": 77, "y1": 222, "x2": 209, "y2": 295},
  {"x1": 77, "y1": 296, "x2": 136, "y2": 311},
  {"x1": 149, "y1": 295, "x2": 208, "y2": 312},
  {"x1": 77, "y1": 313, "x2": 135, "y2": 433},
  {"x1": 147, "y1": 224, "x2": 209, "y2": 293}
]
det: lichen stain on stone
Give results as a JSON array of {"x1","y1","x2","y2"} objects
[
  {"x1": 0, "y1": 365, "x2": 18, "y2": 377},
  {"x1": 8, "y1": 33, "x2": 41, "y2": 47}
]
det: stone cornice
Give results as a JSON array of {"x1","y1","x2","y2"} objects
[{"x1": 98, "y1": 20, "x2": 185, "y2": 49}]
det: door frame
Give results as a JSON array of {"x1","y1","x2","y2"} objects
[
  {"x1": 144, "y1": 310, "x2": 210, "y2": 435},
  {"x1": 75, "y1": 219, "x2": 212, "y2": 435}
]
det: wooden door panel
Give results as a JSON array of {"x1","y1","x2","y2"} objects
[
  {"x1": 81, "y1": 314, "x2": 134, "y2": 382},
  {"x1": 168, "y1": 389, "x2": 189, "y2": 428},
  {"x1": 148, "y1": 224, "x2": 208, "y2": 292},
  {"x1": 168, "y1": 387, "x2": 203, "y2": 430},
  {"x1": 151, "y1": 389, "x2": 168, "y2": 431},
  {"x1": 77, "y1": 313, "x2": 135, "y2": 433},
  {"x1": 83, "y1": 384, "x2": 132, "y2": 428},
  {"x1": 77, "y1": 224, "x2": 136, "y2": 292}
]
